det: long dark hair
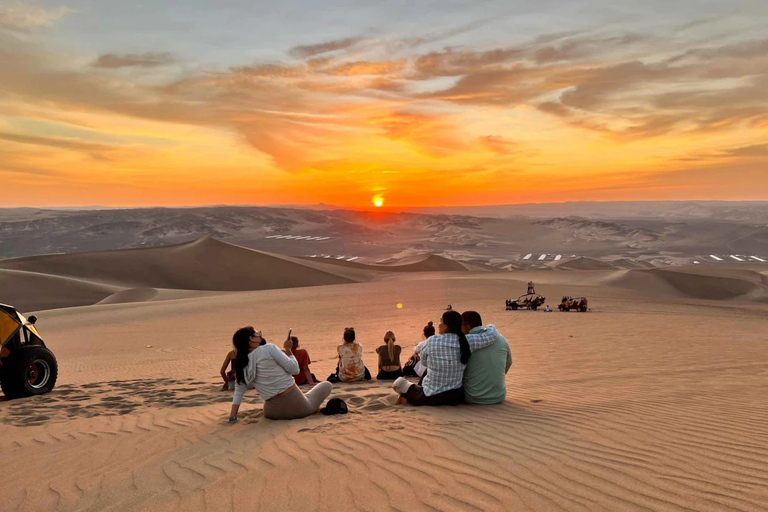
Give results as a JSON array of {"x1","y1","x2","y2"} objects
[
  {"x1": 233, "y1": 326, "x2": 255, "y2": 384},
  {"x1": 423, "y1": 321, "x2": 435, "y2": 338},
  {"x1": 442, "y1": 310, "x2": 471, "y2": 364}
]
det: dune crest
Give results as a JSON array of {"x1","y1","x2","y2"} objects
[
  {"x1": 0, "y1": 237, "x2": 362, "y2": 310},
  {"x1": 97, "y1": 288, "x2": 160, "y2": 305},
  {"x1": 612, "y1": 267, "x2": 768, "y2": 300},
  {"x1": 550, "y1": 256, "x2": 616, "y2": 271}
]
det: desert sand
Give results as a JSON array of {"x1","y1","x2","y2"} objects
[{"x1": 1, "y1": 239, "x2": 768, "y2": 511}]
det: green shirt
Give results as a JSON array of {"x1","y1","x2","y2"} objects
[{"x1": 463, "y1": 326, "x2": 512, "y2": 405}]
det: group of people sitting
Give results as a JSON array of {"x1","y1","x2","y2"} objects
[{"x1": 223, "y1": 309, "x2": 511, "y2": 422}]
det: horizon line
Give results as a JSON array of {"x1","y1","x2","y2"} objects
[{"x1": 3, "y1": 199, "x2": 768, "y2": 211}]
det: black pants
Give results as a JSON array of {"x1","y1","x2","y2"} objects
[
  {"x1": 377, "y1": 368, "x2": 402, "y2": 380},
  {"x1": 328, "y1": 366, "x2": 372, "y2": 382},
  {"x1": 403, "y1": 385, "x2": 464, "y2": 406}
]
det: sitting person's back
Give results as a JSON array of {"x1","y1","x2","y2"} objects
[
  {"x1": 375, "y1": 330, "x2": 402, "y2": 380},
  {"x1": 290, "y1": 336, "x2": 316, "y2": 385},
  {"x1": 338, "y1": 327, "x2": 365, "y2": 382},
  {"x1": 461, "y1": 311, "x2": 512, "y2": 404},
  {"x1": 413, "y1": 321, "x2": 435, "y2": 377}
]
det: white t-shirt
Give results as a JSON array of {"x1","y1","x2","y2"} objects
[
  {"x1": 413, "y1": 340, "x2": 428, "y2": 377},
  {"x1": 232, "y1": 344, "x2": 299, "y2": 405}
]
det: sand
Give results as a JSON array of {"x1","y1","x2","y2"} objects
[{"x1": 2, "y1": 241, "x2": 768, "y2": 511}]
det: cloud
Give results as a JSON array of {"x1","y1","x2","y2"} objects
[
  {"x1": 92, "y1": 52, "x2": 176, "y2": 69},
  {"x1": 479, "y1": 135, "x2": 518, "y2": 155},
  {"x1": 288, "y1": 36, "x2": 366, "y2": 58},
  {"x1": 0, "y1": 4, "x2": 70, "y2": 31},
  {"x1": 719, "y1": 143, "x2": 768, "y2": 158},
  {"x1": 328, "y1": 60, "x2": 404, "y2": 76},
  {"x1": 0, "y1": 131, "x2": 117, "y2": 159},
  {"x1": 533, "y1": 34, "x2": 644, "y2": 63}
]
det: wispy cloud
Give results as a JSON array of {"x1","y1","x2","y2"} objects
[
  {"x1": 288, "y1": 36, "x2": 366, "y2": 58},
  {"x1": 92, "y1": 52, "x2": 176, "y2": 69},
  {"x1": 0, "y1": 4, "x2": 70, "y2": 31}
]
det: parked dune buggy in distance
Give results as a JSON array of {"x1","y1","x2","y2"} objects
[
  {"x1": 0, "y1": 303, "x2": 58, "y2": 399},
  {"x1": 559, "y1": 296, "x2": 589, "y2": 312},
  {"x1": 506, "y1": 293, "x2": 546, "y2": 311}
]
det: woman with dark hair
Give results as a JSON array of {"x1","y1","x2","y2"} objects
[
  {"x1": 410, "y1": 321, "x2": 435, "y2": 378},
  {"x1": 334, "y1": 327, "x2": 372, "y2": 382},
  {"x1": 228, "y1": 326, "x2": 332, "y2": 422},
  {"x1": 392, "y1": 311, "x2": 498, "y2": 406},
  {"x1": 375, "y1": 330, "x2": 402, "y2": 380}
]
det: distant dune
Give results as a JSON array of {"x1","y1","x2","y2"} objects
[
  {"x1": 550, "y1": 257, "x2": 616, "y2": 271},
  {"x1": 303, "y1": 253, "x2": 471, "y2": 272},
  {"x1": 0, "y1": 237, "x2": 355, "y2": 292},
  {"x1": 96, "y1": 288, "x2": 160, "y2": 305},
  {"x1": 0, "y1": 268, "x2": 119, "y2": 312},
  {"x1": 611, "y1": 266, "x2": 768, "y2": 300},
  {"x1": 0, "y1": 237, "x2": 364, "y2": 311}
]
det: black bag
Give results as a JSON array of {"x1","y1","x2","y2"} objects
[
  {"x1": 321, "y1": 398, "x2": 348, "y2": 415},
  {"x1": 403, "y1": 355, "x2": 418, "y2": 377}
]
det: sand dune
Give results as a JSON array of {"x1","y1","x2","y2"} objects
[
  {"x1": 0, "y1": 237, "x2": 355, "y2": 292},
  {"x1": 1, "y1": 272, "x2": 767, "y2": 511},
  {"x1": 97, "y1": 288, "x2": 160, "y2": 305},
  {"x1": 375, "y1": 253, "x2": 471, "y2": 271},
  {"x1": 612, "y1": 266, "x2": 768, "y2": 300},
  {"x1": 609, "y1": 257, "x2": 655, "y2": 269},
  {"x1": 0, "y1": 268, "x2": 118, "y2": 311},
  {"x1": 550, "y1": 256, "x2": 617, "y2": 271},
  {"x1": 302, "y1": 253, "x2": 471, "y2": 273}
]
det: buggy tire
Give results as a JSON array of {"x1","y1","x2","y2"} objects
[
  {"x1": 530, "y1": 304, "x2": 538, "y2": 311},
  {"x1": 510, "y1": 303, "x2": 518, "y2": 310},
  {"x1": 0, "y1": 346, "x2": 58, "y2": 399},
  {"x1": 579, "y1": 306, "x2": 588, "y2": 312}
]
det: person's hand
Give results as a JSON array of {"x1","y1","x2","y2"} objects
[{"x1": 283, "y1": 338, "x2": 293, "y2": 353}]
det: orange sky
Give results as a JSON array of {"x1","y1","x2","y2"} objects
[{"x1": 1, "y1": 2, "x2": 767, "y2": 207}]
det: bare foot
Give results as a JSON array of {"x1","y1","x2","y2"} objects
[{"x1": 395, "y1": 396, "x2": 407, "y2": 405}]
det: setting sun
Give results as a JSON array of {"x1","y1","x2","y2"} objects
[{"x1": 373, "y1": 197, "x2": 384, "y2": 208}]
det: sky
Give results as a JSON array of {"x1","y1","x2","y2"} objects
[{"x1": 1, "y1": 0, "x2": 767, "y2": 208}]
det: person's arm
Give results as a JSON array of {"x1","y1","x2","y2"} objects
[
  {"x1": 230, "y1": 379, "x2": 247, "y2": 419},
  {"x1": 272, "y1": 343, "x2": 300, "y2": 375},
  {"x1": 505, "y1": 342, "x2": 512, "y2": 373},
  {"x1": 220, "y1": 351, "x2": 233, "y2": 382},
  {"x1": 303, "y1": 367, "x2": 314, "y2": 385},
  {"x1": 466, "y1": 325, "x2": 499, "y2": 351},
  {"x1": 420, "y1": 341, "x2": 430, "y2": 369}
]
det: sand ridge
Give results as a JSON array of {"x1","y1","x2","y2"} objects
[{"x1": 0, "y1": 237, "x2": 356, "y2": 291}]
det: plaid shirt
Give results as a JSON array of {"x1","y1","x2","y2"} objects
[{"x1": 421, "y1": 325, "x2": 499, "y2": 396}]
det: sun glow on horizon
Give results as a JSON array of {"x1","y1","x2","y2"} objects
[{"x1": 373, "y1": 197, "x2": 384, "y2": 207}]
